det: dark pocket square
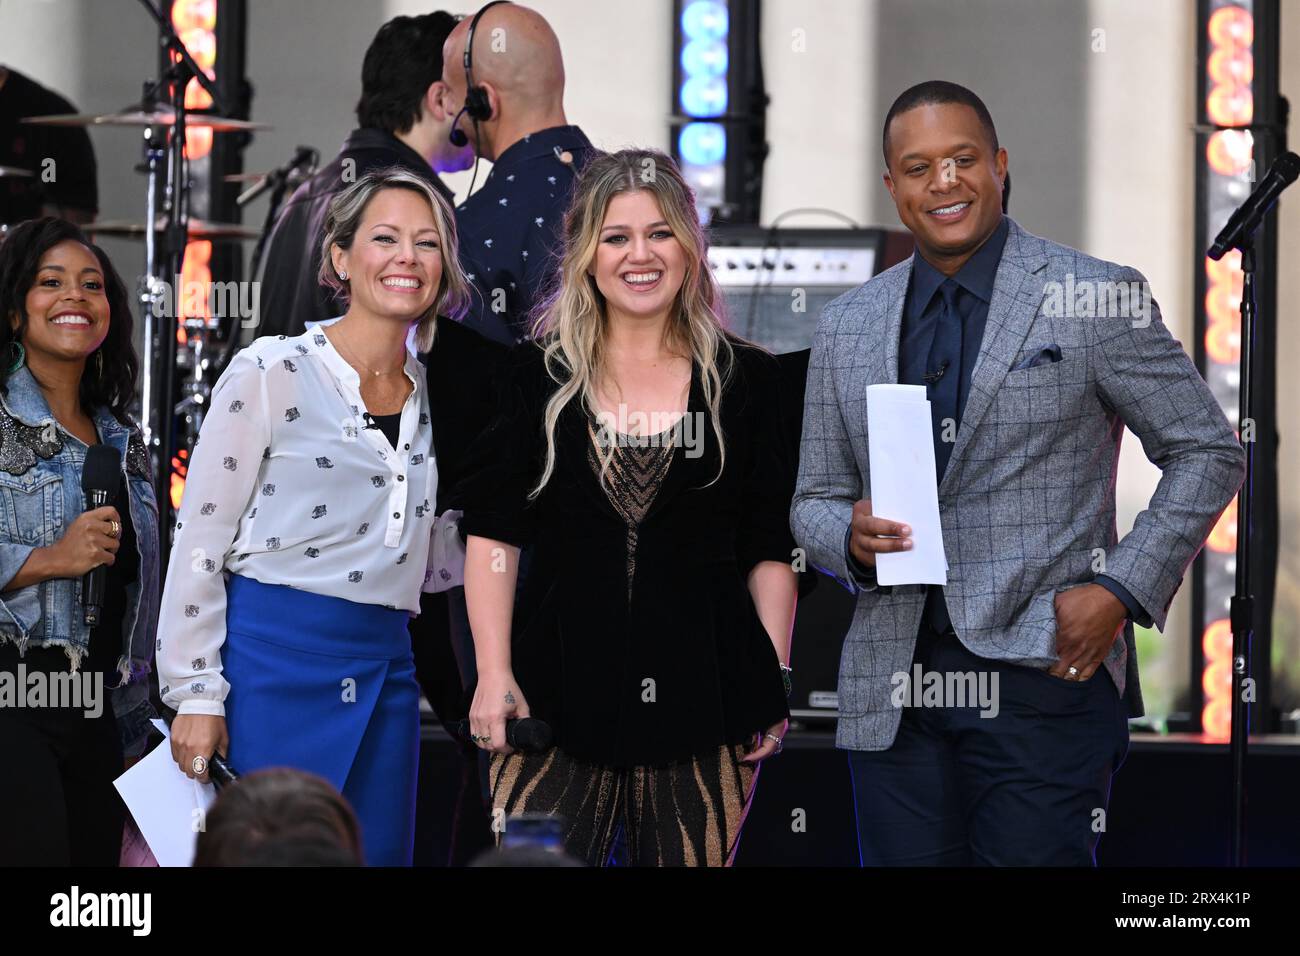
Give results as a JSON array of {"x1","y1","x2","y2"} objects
[{"x1": 1011, "y1": 344, "x2": 1063, "y2": 371}]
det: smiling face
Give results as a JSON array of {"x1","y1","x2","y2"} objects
[
  {"x1": 14, "y1": 239, "x2": 110, "y2": 365},
  {"x1": 883, "y1": 102, "x2": 1007, "y2": 275},
  {"x1": 331, "y1": 187, "x2": 443, "y2": 323},
  {"x1": 590, "y1": 190, "x2": 688, "y2": 327}
]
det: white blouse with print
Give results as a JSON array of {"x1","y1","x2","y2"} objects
[{"x1": 156, "y1": 325, "x2": 437, "y2": 716}]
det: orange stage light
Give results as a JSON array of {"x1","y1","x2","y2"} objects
[
  {"x1": 1207, "y1": 498, "x2": 1238, "y2": 553},
  {"x1": 1206, "y1": 129, "x2": 1253, "y2": 177},
  {"x1": 1207, "y1": 47, "x2": 1253, "y2": 87},
  {"x1": 1207, "y1": 83, "x2": 1254, "y2": 127},
  {"x1": 1207, "y1": 5, "x2": 1253, "y2": 50}
]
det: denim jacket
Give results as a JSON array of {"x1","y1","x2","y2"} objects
[{"x1": 0, "y1": 366, "x2": 160, "y2": 756}]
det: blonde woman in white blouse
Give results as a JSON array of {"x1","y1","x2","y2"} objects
[{"x1": 157, "y1": 167, "x2": 470, "y2": 865}]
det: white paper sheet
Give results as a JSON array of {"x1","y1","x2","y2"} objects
[
  {"x1": 866, "y1": 384, "x2": 948, "y2": 586},
  {"x1": 112, "y1": 718, "x2": 216, "y2": 867}
]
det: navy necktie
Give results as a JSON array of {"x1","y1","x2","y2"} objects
[
  {"x1": 927, "y1": 279, "x2": 964, "y2": 482},
  {"x1": 922, "y1": 279, "x2": 964, "y2": 636}
]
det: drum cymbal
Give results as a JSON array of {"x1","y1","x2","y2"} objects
[
  {"x1": 22, "y1": 109, "x2": 270, "y2": 133},
  {"x1": 0, "y1": 165, "x2": 34, "y2": 178},
  {"x1": 87, "y1": 217, "x2": 261, "y2": 241}
]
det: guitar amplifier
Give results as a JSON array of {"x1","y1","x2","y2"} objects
[
  {"x1": 707, "y1": 225, "x2": 914, "y2": 720},
  {"x1": 707, "y1": 225, "x2": 913, "y2": 352}
]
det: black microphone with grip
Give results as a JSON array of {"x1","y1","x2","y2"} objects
[
  {"x1": 1208, "y1": 150, "x2": 1300, "y2": 259},
  {"x1": 80, "y1": 444, "x2": 121, "y2": 627},
  {"x1": 452, "y1": 717, "x2": 553, "y2": 753},
  {"x1": 205, "y1": 753, "x2": 239, "y2": 788}
]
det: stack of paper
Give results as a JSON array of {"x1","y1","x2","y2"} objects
[{"x1": 865, "y1": 384, "x2": 948, "y2": 586}]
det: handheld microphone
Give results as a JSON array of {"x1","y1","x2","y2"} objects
[
  {"x1": 1208, "y1": 151, "x2": 1300, "y2": 259},
  {"x1": 81, "y1": 444, "x2": 122, "y2": 627},
  {"x1": 922, "y1": 360, "x2": 950, "y2": 385},
  {"x1": 452, "y1": 717, "x2": 553, "y2": 753},
  {"x1": 207, "y1": 753, "x2": 239, "y2": 788}
]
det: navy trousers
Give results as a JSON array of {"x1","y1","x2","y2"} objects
[{"x1": 848, "y1": 623, "x2": 1130, "y2": 866}]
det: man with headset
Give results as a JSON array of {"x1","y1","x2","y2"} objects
[{"x1": 440, "y1": 2, "x2": 595, "y2": 345}]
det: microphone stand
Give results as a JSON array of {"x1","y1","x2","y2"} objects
[
  {"x1": 134, "y1": 0, "x2": 228, "y2": 574},
  {"x1": 1227, "y1": 239, "x2": 1256, "y2": 868},
  {"x1": 1208, "y1": 149, "x2": 1300, "y2": 866}
]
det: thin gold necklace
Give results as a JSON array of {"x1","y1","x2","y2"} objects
[{"x1": 331, "y1": 327, "x2": 405, "y2": 378}]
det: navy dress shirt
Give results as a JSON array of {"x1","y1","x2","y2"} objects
[
  {"x1": 844, "y1": 216, "x2": 1148, "y2": 626},
  {"x1": 455, "y1": 125, "x2": 595, "y2": 346}
]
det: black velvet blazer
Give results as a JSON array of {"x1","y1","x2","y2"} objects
[
  {"x1": 410, "y1": 315, "x2": 506, "y2": 734},
  {"x1": 458, "y1": 337, "x2": 794, "y2": 767}
]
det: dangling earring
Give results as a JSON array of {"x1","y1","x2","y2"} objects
[
  {"x1": 94, "y1": 350, "x2": 103, "y2": 378},
  {"x1": 6, "y1": 341, "x2": 24, "y2": 374}
]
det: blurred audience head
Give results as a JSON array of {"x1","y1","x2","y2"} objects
[{"x1": 192, "y1": 768, "x2": 364, "y2": 867}]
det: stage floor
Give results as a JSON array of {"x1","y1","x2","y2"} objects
[{"x1": 413, "y1": 720, "x2": 1300, "y2": 867}]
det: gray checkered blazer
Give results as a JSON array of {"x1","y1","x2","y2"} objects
[{"x1": 790, "y1": 217, "x2": 1246, "y2": 752}]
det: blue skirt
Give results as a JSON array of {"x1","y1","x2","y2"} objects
[{"x1": 222, "y1": 574, "x2": 419, "y2": 866}]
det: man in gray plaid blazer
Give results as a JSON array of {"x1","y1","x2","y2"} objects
[{"x1": 790, "y1": 82, "x2": 1245, "y2": 866}]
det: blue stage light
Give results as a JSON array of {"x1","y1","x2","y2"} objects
[
  {"x1": 681, "y1": 38, "x2": 728, "y2": 78},
  {"x1": 681, "y1": 0, "x2": 728, "y2": 42},
  {"x1": 679, "y1": 122, "x2": 726, "y2": 166},
  {"x1": 680, "y1": 75, "x2": 727, "y2": 117}
]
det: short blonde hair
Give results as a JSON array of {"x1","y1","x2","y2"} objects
[{"x1": 318, "y1": 166, "x2": 470, "y2": 352}]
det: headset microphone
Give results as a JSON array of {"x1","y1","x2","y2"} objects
[{"x1": 448, "y1": 106, "x2": 469, "y2": 148}]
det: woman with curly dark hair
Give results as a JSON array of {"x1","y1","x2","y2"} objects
[{"x1": 0, "y1": 217, "x2": 159, "y2": 866}]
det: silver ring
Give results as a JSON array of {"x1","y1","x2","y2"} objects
[
  {"x1": 764, "y1": 732, "x2": 784, "y2": 755},
  {"x1": 191, "y1": 755, "x2": 207, "y2": 775},
  {"x1": 1067, "y1": 666, "x2": 1080, "y2": 679}
]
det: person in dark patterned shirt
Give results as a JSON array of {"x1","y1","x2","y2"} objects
[{"x1": 439, "y1": 3, "x2": 595, "y2": 345}]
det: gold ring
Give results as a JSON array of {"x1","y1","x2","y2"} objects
[{"x1": 109, "y1": 519, "x2": 121, "y2": 539}]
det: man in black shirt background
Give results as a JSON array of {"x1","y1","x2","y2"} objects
[
  {"x1": 256, "y1": 12, "x2": 473, "y2": 338},
  {"x1": 0, "y1": 66, "x2": 98, "y2": 225},
  {"x1": 440, "y1": 2, "x2": 594, "y2": 345}
]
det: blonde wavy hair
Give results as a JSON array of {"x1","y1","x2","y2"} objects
[
  {"x1": 318, "y1": 165, "x2": 470, "y2": 352},
  {"x1": 527, "y1": 148, "x2": 738, "y2": 499}
]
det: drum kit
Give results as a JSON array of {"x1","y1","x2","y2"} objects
[{"x1": 2, "y1": 1, "x2": 317, "y2": 571}]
